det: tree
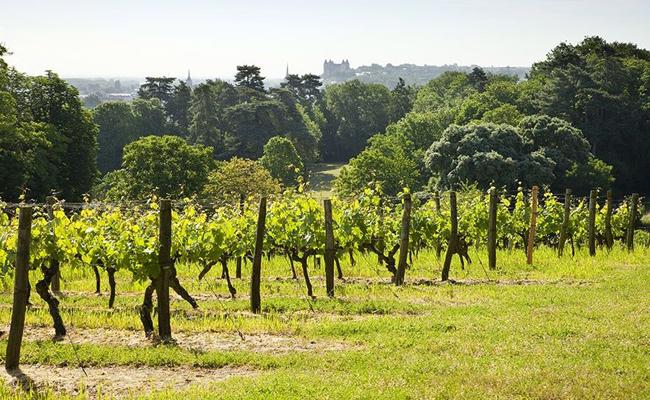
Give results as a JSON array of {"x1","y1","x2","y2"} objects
[
  {"x1": 94, "y1": 102, "x2": 138, "y2": 174},
  {"x1": 424, "y1": 119, "x2": 612, "y2": 192},
  {"x1": 468, "y1": 67, "x2": 489, "y2": 92},
  {"x1": 259, "y1": 136, "x2": 304, "y2": 187},
  {"x1": 0, "y1": 48, "x2": 68, "y2": 200},
  {"x1": 424, "y1": 123, "x2": 555, "y2": 190},
  {"x1": 518, "y1": 115, "x2": 613, "y2": 191},
  {"x1": 386, "y1": 111, "x2": 452, "y2": 151},
  {"x1": 188, "y1": 80, "x2": 237, "y2": 155},
  {"x1": 389, "y1": 77, "x2": 415, "y2": 122},
  {"x1": 223, "y1": 100, "x2": 287, "y2": 159},
  {"x1": 321, "y1": 80, "x2": 392, "y2": 161},
  {"x1": 528, "y1": 36, "x2": 650, "y2": 193},
  {"x1": 281, "y1": 73, "x2": 323, "y2": 106},
  {"x1": 234, "y1": 65, "x2": 265, "y2": 92},
  {"x1": 138, "y1": 77, "x2": 176, "y2": 103},
  {"x1": 97, "y1": 135, "x2": 214, "y2": 199},
  {"x1": 335, "y1": 134, "x2": 420, "y2": 197},
  {"x1": 270, "y1": 87, "x2": 319, "y2": 162},
  {"x1": 412, "y1": 72, "x2": 475, "y2": 113},
  {"x1": 166, "y1": 81, "x2": 192, "y2": 136},
  {"x1": 202, "y1": 157, "x2": 281, "y2": 203},
  {"x1": 132, "y1": 98, "x2": 170, "y2": 136},
  {"x1": 481, "y1": 104, "x2": 524, "y2": 125},
  {"x1": 29, "y1": 71, "x2": 98, "y2": 200}
]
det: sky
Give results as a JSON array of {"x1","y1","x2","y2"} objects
[{"x1": 1, "y1": 0, "x2": 649, "y2": 79}]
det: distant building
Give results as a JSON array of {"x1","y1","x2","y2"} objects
[
  {"x1": 186, "y1": 70, "x2": 193, "y2": 88},
  {"x1": 322, "y1": 59, "x2": 354, "y2": 81},
  {"x1": 321, "y1": 59, "x2": 530, "y2": 88}
]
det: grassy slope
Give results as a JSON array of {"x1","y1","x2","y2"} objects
[
  {"x1": 306, "y1": 163, "x2": 344, "y2": 200},
  {"x1": 0, "y1": 247, "x2": 649, "y2": 399}
]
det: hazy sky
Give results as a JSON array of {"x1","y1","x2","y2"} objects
[{"x1": 2, "y1": 0, "x2": 649, "y2": 79}]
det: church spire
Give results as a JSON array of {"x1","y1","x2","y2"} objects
[
  {"x1": 285, "y1": 64, "x2": 289, "y2": 78},
  {"x1": 186, "y1": 69, "x2": 193, "y2": 88}
]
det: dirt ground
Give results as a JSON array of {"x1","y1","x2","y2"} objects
[
  {"x1": 5, "y1": 364, "x2": 255, "y2": 399},
  {"x1": 2, "y1": 325, "x2": 352, "y2": 354}
]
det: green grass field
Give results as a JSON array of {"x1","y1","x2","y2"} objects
[{"x1": 1, "y1": 246, "x2": 649, "y2": 399}]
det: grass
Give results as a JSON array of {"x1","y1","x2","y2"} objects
[
  {"x1": 306, "y1": 163, "x2": 344, "y2": 200},
  {"x1": 1, "y1": 246, "x2": 649, "y2": 399}
]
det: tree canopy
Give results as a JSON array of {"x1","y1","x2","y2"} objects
[
  {"x1": 202, "y1": 157, "x2": 281, "y2": 204},
  {"x1": 97, "y1": 135, "x2": 214, "y2": 200},
  {"x1": 424, "y1": 117, "x2": 613, "y2": 191},
  {"x1": 259, "y1": 136, "x2": 305, "y2": 187}
]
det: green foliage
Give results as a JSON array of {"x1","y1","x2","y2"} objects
[
  {"x1": 203, "y1": 157, "x2": 281, "y2": 204},
  {"x1": 425, "y1": 123, "x2": 553, "y2": 190},
  {"x1": 335, "y1": 134, "x2": 420, "y2": 197},
  {"x1": 321, "y1": 80, "x2": 392, "y2": 161},
  {"x1": 234, "y1": 65, "x2": 265, "y2": 92},
  {"x1": 97, "y1": 136, "x2": 214, "y2": 200},
  {"x1": 425, "y1": 117, "x2": 612, "y2": 192},
  {"x1": 94, "y1": 101, "x2": 138, "y2": 173},
  {"x1": 138, "y1": 77, "x2": 176, "y2": 103},
  {"x1": 259, "y1": 137, "x2": 304, "y2": 187},
  {"x1": 188, "y1": 79, "x2": 237, "y2": 155},
  {"x1": 528, "y1": 36, "x2": 650, "y2": 193},
  {"x1": 281, "y1": 73, "x2": 323, "y2": 106},
  {"x1": 0, "y1": 55, "x2": 97, "y2": 201}
]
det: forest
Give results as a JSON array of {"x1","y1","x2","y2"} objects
[{"x1": 2, "y1": 36, "x2": 650, "y2": 203}]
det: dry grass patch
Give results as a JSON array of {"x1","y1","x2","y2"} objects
[{"x1": 5, "y1": 364, "x2": 255, "y2": 399}]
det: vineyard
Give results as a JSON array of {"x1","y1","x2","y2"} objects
[{"x1": 1, "y1": 188, "x2": 649, "y2": 399}]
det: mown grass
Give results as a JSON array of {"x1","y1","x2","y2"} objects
[{"x1": 1, "y1": 246, "x2": 649, "y2": 399}]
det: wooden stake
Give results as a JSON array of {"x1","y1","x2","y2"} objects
[
  {"x1": 626, "y1": 193, "x2": 639, "y2": 251},
  {"x1": 604, "y1": 190, "x2": 614, "y2": 249},
  {"x1": 236, "y1": 194, "x2": 245, "y2": 279},
  {"x1": 441, "y1": 192, "x2": 457, "y2": 281},
  {"x1": 46, "y1": 196, "x2": 61, "y2": 293},
  {"x1": 487, "y1": 189, "x2": 498, "y2": 270},
  {"x1": 323, "y1": 199, "x2": 335, "y2": 297},
  {"x1": 5, "y1": 206, "x2": 32, "y2": 371},
  {"x1": 395, "y1": 193, "x2": 412, "y2": 285},
  {"x1": 250, "y1": 197, "x2": 267, "y2": 313},
  {"x1": 526, "y1": 186, "x2": 539, "y2": 265},
  {"x1": 588, "y1": 190, "x2": 597, "y2": 256},
  {"x1": 558, "y1": 189, "x2": 571, "y2": 256},
  {"x1": 157, "y1": 199, "x2": 172, "y2": 341}
]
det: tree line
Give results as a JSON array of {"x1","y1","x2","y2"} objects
[{"x1": 1, "y1": 36, "x2": 649, "y2": 202}]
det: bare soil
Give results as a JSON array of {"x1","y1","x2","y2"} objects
[
  {"x1": 5, "y1": 364, "x2": 254, "y2": 399},
  {"x1": 2, "y1": 325, "x2": 353, "y2": 354}
]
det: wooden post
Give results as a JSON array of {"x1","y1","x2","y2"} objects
[
  {"x1": 558, "y1": 189, "x2": 572, "y2": 256},
  {"x1": 250, "y1": 197, "x2": 267, "y2": 313},
  {"x1": 487, "y1": 189, "x2": 498, "y2": 270},
  {"x1": 433, "y1": 191, "x2": 442, "y2": 258},
  {"x1": 46, "y1": 196, "x2": 61, "y2": 293},
  {"x1": 5, "y1": 206, "x2": 32, "y2": 371},
  {"x1": 526, "y1": 186, "x2": 539, "y2": 265},
  {"x1": 395, "y1": 193, "x2": 412, "y2": 286},
  {"x1": 236, "y1": 194, "x2": 245, "y2": 279},
  {"x1": 626, "y1": 193, "x2": 639, "y2": 251},
  {"x1": 323, "y1": 199, "x2": 335, "y2": 297},
  {"x1": 604, "y1": 190, "x2": 614, "y2": 250},
  {"x1": 441, "y1": 192, "x2": 457, "y2": 282},
  {"x1": 157, "y1": 199, "x2": 172, "y2": 341},
  {"x1": 588, "y1": 190, "x2": 597, "y2": 256}
]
